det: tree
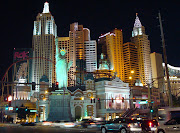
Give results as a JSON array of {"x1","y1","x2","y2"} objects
[{"x1": 172, "y1": 95, "x2": 180, "y2": 107}]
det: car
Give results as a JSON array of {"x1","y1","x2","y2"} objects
[
  {"x1": 21, "y1": 122, "x2": 36, "y2": 126},
  {"x1": 81, "y1": 119, "x2": 96, "y2": 128},
  {"x1": 36, "y1": 121, "x2": 52, "y2": 126},
  {"x1": 51, "y1": 120, "x2": 75, "y2": 128},
  {"x1": 101, "y1": 117, "x2": 142, "y2": 133},
  {"x1": 140, "y1": 119, "x2": 158, "y2": 132},
  {"x1": 156, "y1": 118, "x2": 180, "y2": 133}
]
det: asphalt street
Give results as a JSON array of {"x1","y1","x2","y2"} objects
[{"x1": 0, "y1": 124, "x2": 101, "y2": 133}]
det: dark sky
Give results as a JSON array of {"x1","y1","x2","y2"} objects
[{"x1": 0, "y1": 0, "x2": 179, "y2": 80}]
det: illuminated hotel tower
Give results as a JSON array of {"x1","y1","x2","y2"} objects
[
  {"x1": 130, "y1": 14, "x2": 152, "y2": 86},
  {"x1": 123, "y1": 42, "x2": 139, "y2": 86},
  {"x1": 84, "y1": 28, "x2": 97, "y2": 72},
  {"x1": 98, "y1": 29, "x2": 124, "y2": 81},
  {"x1": 32, "y1": 2, "x2": 57, "y2": 91},
  {"x1": 69, "y1": 22, "x2": 97, "y2": 86}
]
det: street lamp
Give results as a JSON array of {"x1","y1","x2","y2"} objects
[
  {"x1": 131, "y1": 70, "x2": 134, "y2": 74},
  {"x1": 129, "y1": 70, "x2": 135, "y2": 109}
]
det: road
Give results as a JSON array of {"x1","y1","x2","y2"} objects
[{"x1": 0, "y1": 124, "x2": 101, "y2": 133}]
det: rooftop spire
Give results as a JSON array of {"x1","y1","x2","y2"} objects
[
  {"x1": 134, "y1": 13, "x2": 142, "y2": 28},
  {"x1": 43, "y1": 2, "x2": 50, "y2": 13}
]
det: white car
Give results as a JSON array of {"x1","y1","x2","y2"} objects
[
  {"x1": 156, "y1": 118, "x2": 180, "y2": 133},
  {"x1": 51, "y1": 120, "x2": 75, "y2": 128}
]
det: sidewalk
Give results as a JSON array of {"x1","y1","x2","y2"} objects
[{"x1": 0, "y1": 123, "x2": 20, "y2": 127}]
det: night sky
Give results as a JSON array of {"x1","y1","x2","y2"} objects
[{"x1": 0, "y1": 0, "x2": 179, "y2": 80}]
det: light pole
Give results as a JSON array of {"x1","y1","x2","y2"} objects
[
  {"x1": 129, "y1": 70, "x2": 135, "y2": 109},
  {"x1": 158, "y1": 12, "x2": 173, "y2": 107}
]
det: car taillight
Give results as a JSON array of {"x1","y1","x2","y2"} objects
[
  {"x1": 149, "y1": 122, "x2": 152, "y2": 127},
  {"x1": 65, "y1": 123, "x2": 74, "y2": 125},
  {"x1": 127, "y1": 123, "x2": 131, "y2": 127},
  {"x1": 90, "y1": 122, "x2": 95, "y2": 125}
]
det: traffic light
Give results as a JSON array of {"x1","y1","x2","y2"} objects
[
  {"x1": 122, "y1": 97, "x2": 124, "y2": 102},
  {"x1": 90, "y1": 99, "x2": 92, "y2": 103},
  {"x1": 16, "y1": 106, "x2": 18, "y2": 111},
  {"x1": 52, "y1": 83, "x2": 55, "y2": 91},
  {"x1": 55, "y1": 82, "x2": 59, "y2": 90},
  {"x1": 25, "y1": 107, "x2": 28, "y2": 111},
  {"x1": 133, "y1": 97, "x2": 136, "y2": 102},
  {"x1": 98, "y1": 98, "x2": 100, "y2": 103},
  {"x1": 32, "y1": 82, "x2": 36, "y2": 90},
  {"x1": 150, "y1": 106, "x2": 153, "y2": 113},
  {"x1": 8, "y1": 101, "x2": 11, "y2": 107},
  {"x1": 111, "y1": 98, "x2": 114, "y2": 103},
  {"x1": 93, "y1": 98, "x2": 95, "y2": 103},
  {"x1": 8, "y1": 96, "x2": 12, "y2": 106}
]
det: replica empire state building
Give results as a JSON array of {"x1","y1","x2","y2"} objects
[{"x1": 32, "y1": 2, "x2": 57, "y2": 91}]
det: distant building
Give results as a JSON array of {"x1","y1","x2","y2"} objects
[
  {"x1": 84, "y1": 40, "x2": 97, "y2": 72},
  {"x1": 68, "y1": 74, "x2": 96, "y2": 120},
  {"x1": 13, "y1": 48, "x2": 33, "y2": 100},
  {"x1": 69, "y1": 22, "x2": 97, "y2": 86},
  {"x1": 163, "y1": 63, "x2": 180, "y2": 97},
  {"x1": 131, "y1": 14, "x2": 152, "y2": 86},
  {"x1": 94, "y1": 53, "x2": 113, "y2": 79},
  {"x1": 95, "y1": 77, "x2": 130, "y2": 120},
  {"x1": 98, "y1": 29, "x2": 124, "y2": 81},
  {"x1": 150, "y1": 52, "x2": 164, "y2": 92},
  {"x1": 32, "y1": 2, "x2": 57, "y2": 91},
  {"x1": 123, "y1": 42, "x2": 139, "y2": 86}
]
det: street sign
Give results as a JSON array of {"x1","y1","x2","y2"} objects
[
  {"x1": 8, "y1": 107, "x2": 13, "y2": 110},
  {"x1": 139, "y1": 101, "x2": 148, "y2": 104},
  {"x1": 30, "y1": 110, "x2": 37, "y2": 113}
]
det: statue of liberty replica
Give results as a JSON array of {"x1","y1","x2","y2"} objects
[
  {"x1": 48, "y1": 38, "x2": 72, "y2": 121},
  {"x1": 55, "y1": 41, "x2": 72, "y2": 89}
]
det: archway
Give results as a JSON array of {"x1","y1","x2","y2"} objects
[{"x1": 75, "y1": 106, "x2": 82, "y2": 120}]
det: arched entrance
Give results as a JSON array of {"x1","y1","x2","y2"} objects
[{"x1": 75, "y1": 106, "x2": 82, "y2": 120}]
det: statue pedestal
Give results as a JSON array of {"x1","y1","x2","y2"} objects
[{"x1": 47, "y1": 89, "x2": 72, "y2": 121}]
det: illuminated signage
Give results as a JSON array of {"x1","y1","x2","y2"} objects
[
  {"x1": 30, "y1": 110, "x2": 37, "y2": 113},
  {"x1": 8, "y1": 107, "x2": 13, "y2": 111},
  {"x1": 14, "y1": 51, "x2": 29, "y2": 60},
  {"x1": 139, "y1": 101, "x2": 148, "y2": 104}
]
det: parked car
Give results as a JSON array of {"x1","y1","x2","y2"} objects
[
  {"x1": 156, "y1": 118, "x2": 180, "y2": 133},
  {"x1": 101, "y1": 117, "x2": 142, "y2": 133}
]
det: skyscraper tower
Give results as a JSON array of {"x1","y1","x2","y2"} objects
[
  {"x1": 32, "y1": 2, "x2": 57, "y2": 91},
  {"x1": 69, "y1": 22, "x2": 97, "y2": 86},
  {"x1": 123, "y1": 42, "x2": 139, "y2": 86},
  {"x1": 98, "y1": 29, "x2": 124, "y2": 81},
  {"x1": 84, "y1": 28, "x2": 97, "y2": 72},
  {"x1": 131, "y1": 13, "x2": 152, "y2": 86},
  {"x1": 69, "y1": 22, "x2": 85, "y2": 86}
]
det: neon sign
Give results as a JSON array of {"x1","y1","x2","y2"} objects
[{"x1": 14, "y1": 51, "x2": 29, "y2": 60}]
